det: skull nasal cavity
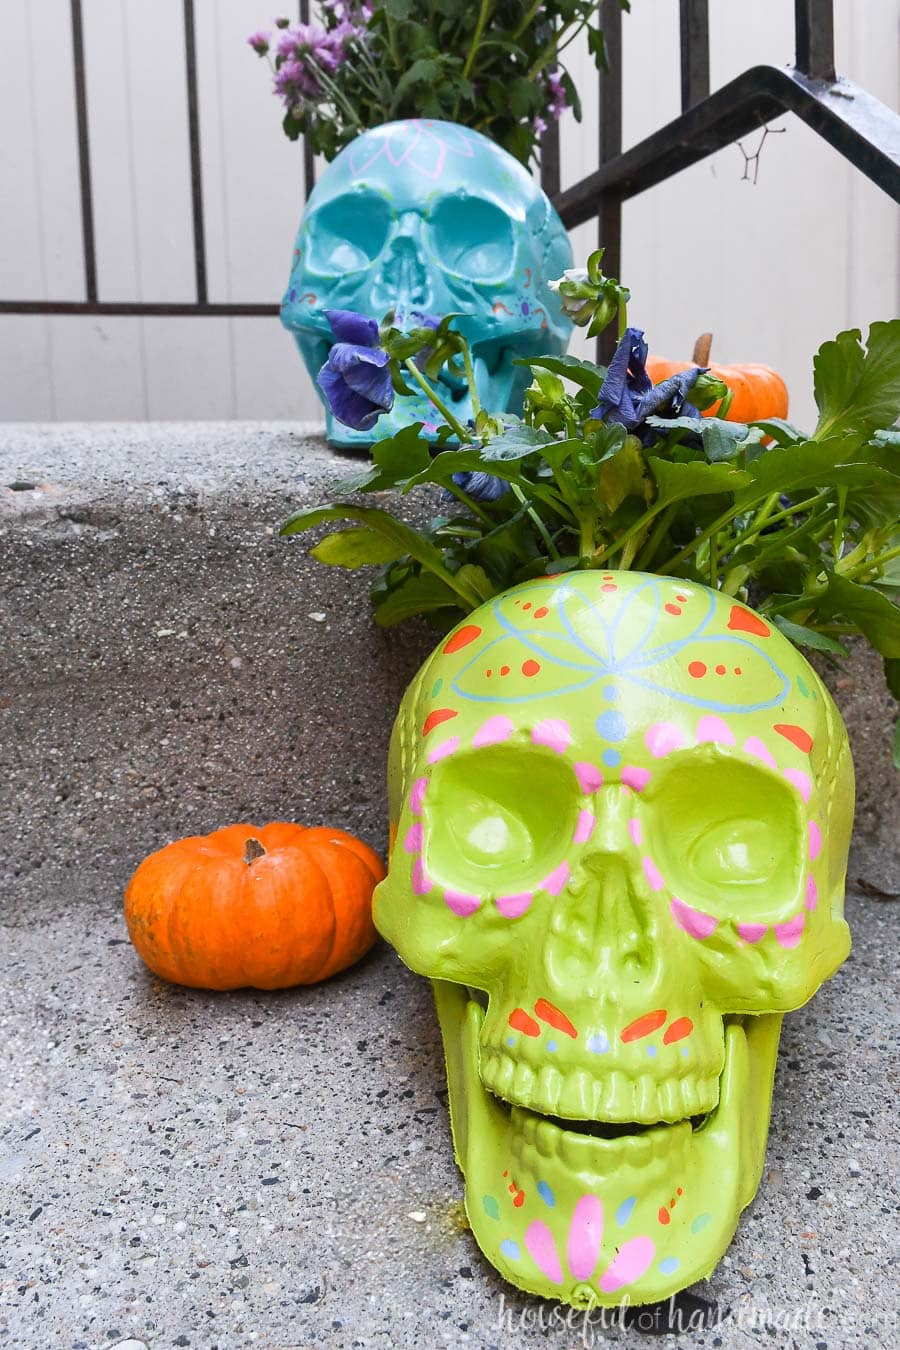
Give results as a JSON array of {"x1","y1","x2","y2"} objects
[{"x1": 375, "y1": 235, "x2": 429, "y2": 306}]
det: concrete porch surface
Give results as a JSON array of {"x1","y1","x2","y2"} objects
[{"x1": 1, "y1": 424, "x2": 897, "y2": 1350}]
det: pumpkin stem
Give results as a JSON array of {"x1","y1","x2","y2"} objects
[
  {"x1": 244, "y1": 837, "x2": 267, "y2": 864},
  {"x1": 692, "y1": 332, "x2": 713, "y2": 366}
]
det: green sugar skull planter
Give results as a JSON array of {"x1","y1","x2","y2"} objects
[
  {"x1": 374, "y1": 571, "x2": 853, "y2": 1308},
  {"x1": 281, "y1": 118, "x2": 573, "y2": 448}
]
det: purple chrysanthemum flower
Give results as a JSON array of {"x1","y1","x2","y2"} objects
[
  {"x1": 591, "y1": 327, "x2": 705, "y2": 430},
  {"x1": 532, "y1": 114, "x2": 548, "y2": 137},
  {"x1": 317, "y1": 310, "x2": 393, "y2": 431},
  {"x1": 276, "y1": 22, "x2": 344, "y2": 73},
  {"x1": 247, "y1": 31, "x2": 271, "y2": 56},
  {"x1": 547, "y1": 71, "x2": 568, "y2": 120},
  {"x1": 274, "y1": 58, "x2": 321, "y2": 102}
]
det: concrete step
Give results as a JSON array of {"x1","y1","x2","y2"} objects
[
  {"x1": 0, "y1": 423, "x2": 896, "y2": 1348},
  {"x1": 1, "y1": 422, "x2": 896, "y2": 916}
]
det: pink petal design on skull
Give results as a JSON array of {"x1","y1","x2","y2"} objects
[
  {"x1": 628, "y1": 817, "x2": 643, "y2": 847},
  {"x1": 444, "y1": 889, "x2": 481, "y2": 918},
  {"x1": 411, "y1": 858, "x2": 432, "y2": 895},
  {"x1": 575, "y1": 761, "x2": 603, "y2": 793},
  {"x1": 670, "y1": 896, "x2": 718, "y2": 939},
  {"x1": 784, "y1": 767, "x2": 812, "y2": 802},
  {"x1": 403, "y1": 823, "x2": 423, "y2": 854},
  {"x1": 540, "y1": 861, "x2": 570, "y2": 896},
  {"x1": 775, "y1": 913, "x2": 805, "y2": 948},
  {"x1": 524, "y1": 1220, "x2": 564, "y2": 1285},
  {"x1": 574, "y1": 809, "x2": 595, "y2": 844},
  {"x1": 409, "y1": 777, "x2": 428, "y2": 814},
  {"x1": 743, "y1": 736, "x2": 777, "y2": 770},
  {"x1": 496, "y1": 892, "x2": 534, "y2": 918},
  {"x1": 737, "y1": 922, "x2": 768, "y2": 943},
  {"x1": 696, "y1": 714, "x2": 736, "y2": 746},
  {"x1": 621, "y1": 764, "x2": 651, "y2": 791},
  {"x1": 808, "y1": 820, "x2": 823, "y2": 861},
  {"x1": 566, "y1": 1194, "x2": 603, "y2": 1281},
  {"x1": 597, "y1": 1235, "x2": 655, "y2": 1293},
  {"x1": 427, "y1": 735, "x2": 459, "y2": 764},
  {"x1": 473, "y1": 715, "x2": 514, "y2": 748},
  {"x1": 532, "y1": 718, "x2": 571, "y2": 754},
  {"x1": 642, "y1": 857, "x2": 664, "y2": 891},
  {"x1": 645, "y1": 721, "x2": 686, "y2": 758},
  {"x1": 805, "y1": 875, "x2": 819, "y2": 911}
]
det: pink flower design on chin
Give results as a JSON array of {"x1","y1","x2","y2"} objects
[
  {"x1": 348, "y1": 119, "x2": 476, "y2": 181},
  {"x1": 522, "y1": 1194, "x2": 656, "y2": 1294}
]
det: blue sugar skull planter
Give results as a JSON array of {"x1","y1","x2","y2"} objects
[{"x1": 281, "y1": 119, "x2": 574, "y2": 449}]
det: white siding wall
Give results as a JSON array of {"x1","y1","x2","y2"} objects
[{"x1": 0, "y1": 0, "x2": 897, "y2": 427}]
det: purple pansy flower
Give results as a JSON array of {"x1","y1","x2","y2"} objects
[
  {"x1": 324, "y1": 308, "x2": 380, "y2": 346},
  {"x1": 591, "y1": 327, "x2": 704, "y2": 430},
  {"x1": 451, "y1": 471, "x2": 510, "y2": 502},
  {"x1": 406, "y1": 310, "x2": 441, "y2": 370},
  {"x1": 317, "y1": 310, "x2": 393, "y2": 431}
]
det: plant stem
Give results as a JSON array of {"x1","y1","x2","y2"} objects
[
  {"x1": 633, "y1": 504, "x2": 677, "y2": 570},
  {"x1": 441, "y1": 478, "x2": 495, "y2": 528},
  {"x1": 659, "y1": 490, "x2": 828, "y2": 578},
  {"x1": 510, "y1": 483, "x2": 560, "y2": 559},
  {"x1": 402, "y1": 359, "x2": 470, "y2": 442},
  {"x1": 579, "y1": 514, "x2": 596, "y2": 563},
  {"x1": 459, "y1": 341, "x2": 481, "y2": 416},
  {"x1": 511, "y1": 0, "x2": 543, "y2": 42},
  {"x1": 731, "y1": 491, "x2": 828, "y2": 553},
  {"x1": 305, "y1": 57, "x2": 363, "y2": 130},
  {"x1": 839, "y1": 543, "x2": 900, "y2": 581},
  {"x1": 462, "y1": 0, "x2": 493, "y2": 79},
  {"x1": 617, "y1": 295, "x2": 627, "y2": 340}
]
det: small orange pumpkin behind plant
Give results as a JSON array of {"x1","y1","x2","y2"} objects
[
  {"x1": 646, "y1": 333, "x2": 788, "y2": 424},
  {"x1": 124, "y1": 822, "x2": 384, "y2": 990}
]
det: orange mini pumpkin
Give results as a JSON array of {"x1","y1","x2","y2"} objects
[
  {"x1": 124, "y1": 823, "x2": 385, "y2": 990},
  {"x1": 646, "y1": 333, "x2": 788, "y2": 424}
]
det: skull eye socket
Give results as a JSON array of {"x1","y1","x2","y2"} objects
[
  {"x1": 426, "y1": 197, "x2": 514, "y2": 283},
  {"x1": 304, "y1": 193, "x2": 391, "y2": 274},
  {"x1": 649, "y1": 758, "x2": 802, "y2": 916},
  {"x1": 422, "y1": 747, "x2": 576, "y2": 893}
]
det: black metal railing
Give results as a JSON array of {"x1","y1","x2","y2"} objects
[
  {"x1": 1, "y1": 0, "x2": 898, "y2": 330},
  {"x1": 560, "y1": 0, "x2": 900, "y2": 355}
]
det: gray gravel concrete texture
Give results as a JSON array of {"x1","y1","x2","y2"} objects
[{"x1": 0, "y1": 423, "x2": 897, "y2": 1350}]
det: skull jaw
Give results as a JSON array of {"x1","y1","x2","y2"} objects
[{"x1": 432, "y1": 979, "x2": 782, "y2": 1308}]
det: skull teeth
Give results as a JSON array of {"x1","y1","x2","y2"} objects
[{"x1": 479, "y1": 1048, "x2": 719, "y2": 1124}]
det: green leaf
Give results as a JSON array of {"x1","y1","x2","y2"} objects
[
  {"x1": 738, "y1": 436, "x2": 900, "y2": 502},
  {"x1": 479, "y1": 424, "x2": 553, "y2": 462},
  {"x1": 649, "y1": 458, "x2": 751, "y2": 508},
  {"x1": 517, "y1": 354, "x2": 607, "y2": 399},
  {"x1": 813, "y1": 319, "x2": 900, "y2": 439},
  {"x1": 394, "y1": 56, "x2": 439, "y2": 98},
  {"x1": 701, "y1": 419, "x2": 751, "y2": 462},
  {"x1": 280, "y1": 502, "x2": 483, "y2": 607},
  {"x1": 597, "y1": 437, "x2": 648, "y2": 512},
  {"x1": 814, "y1": 574, "x2": 900, "y2": 658},
  {"x1": 771, "y1": 616, "x2": 849, "y2": 657},
  {"x1": 751, "y1": 418, "x2": 805, "y2": 446},
  {"x1": 311, "y1": 528, "x2": 407, "y2": 568},
  {"x1": 455, "y1": 563, "x2": 497, "y2": 603},
  {"x1": 373, "y1": 571, "x2": 463, "y2": 626},
  {"x1": 884, "y1": 656, "x2": 900, "y2": 700},
  {"x1": 334, "y1": 423, "x2": 431, "y2": 493}
]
